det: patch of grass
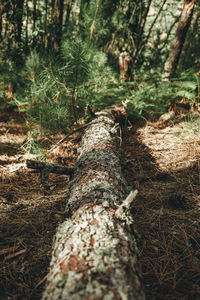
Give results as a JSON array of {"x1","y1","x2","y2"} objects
[{"x1": 184, "y1": 114, "x2": 200, "y2": 134}]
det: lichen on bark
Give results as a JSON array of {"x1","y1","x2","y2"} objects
[{"x1": 42, "y1": 113, "x2": 145, "y2": 300}]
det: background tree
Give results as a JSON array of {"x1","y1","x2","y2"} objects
[
  {"x1": 163, "y1": 0, "x2": 195, "y2": 79},
  {"x1": 54, "y1": 0, "x2": 64, "y2": 52},
  {"x1": 0, "y1": 0, "x2": 199, "y2": 129},
  {"x1": 178, "y1": 2, "x2": 200, "y2": 70}
]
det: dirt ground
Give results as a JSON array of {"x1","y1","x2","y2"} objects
[{"x1": 0, "y1": 107, "x2": 200, "y2": 300}]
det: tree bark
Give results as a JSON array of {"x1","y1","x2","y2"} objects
[
  {"x1": 0, "y1": 0, "x2": 4, "y2": 41},
  {"x1": 32, "y1": 0, "x2": 37, "y2": 47},
  {"x1": 132, "y1": 0, "x2": 152, "y2": 61},
  {"x1": 163, "y1": 0, "x2": 195, "y2": 80},
  {"x1": 177, "y1": 8, "x2": 199, "y2": 70},
  {"x1": 15, "y1": 0, "x2": 24, "y2": 45},
  {"x1": 25, "y1": 0, "x2": 29, "y2": 51},
  {"x1": 54, "y1": 0, "x2": 64, "y2": 52},
  {"x1": 64, "y1": 0, "x2": 74, "y2": 30},
  {"x1": 42, "y1": 111, "x2": 145, "y2": 300},
  {"x1": 119, "y1": 51, "x2": 132, "y2": 81}
]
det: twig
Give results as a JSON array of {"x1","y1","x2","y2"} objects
[
  {"x1": 26, "y1": 159, "x2": 74, "y2": 176},
  {"x1": 115, "y1": 190, "x2": 138, "y2": 219},
  {"x1": 47, "y1": 120, "x2": 99, "y2": 154}
]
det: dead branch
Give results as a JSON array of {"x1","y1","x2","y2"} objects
[{"x1": 26, "y1": 159, "x2": 74, "y2": 176}]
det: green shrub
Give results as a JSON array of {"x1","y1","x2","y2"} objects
[
  {"x1": 13, "y1": 39, "x2": 118, "y2": 134},
  {"x1": 126, "y1": 70, "x2": 199, "y2": 122}
]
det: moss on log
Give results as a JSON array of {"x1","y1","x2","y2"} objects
[{"x1": 42, "y1": 114, "x2": 145, "y2": 300}]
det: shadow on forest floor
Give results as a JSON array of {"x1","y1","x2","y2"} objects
[
  {"x1": 122, "y1": 121, "x2": 200, "y2": 300},
  {"x1": 0, "y1": 107, "x2": 200, "y2": 299}
]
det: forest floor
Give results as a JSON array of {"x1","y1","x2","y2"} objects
[{"x1": 0, "y1": 106, "x2": 200, "y2": 300}]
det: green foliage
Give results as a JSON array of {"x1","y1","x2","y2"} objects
[
  {"x1": 173, "y1": 70, "x2": 199, "y2": 104},
  {"x1": 126, "y1": 80, "x2": 169, "y2": 121},
  {"x1": 0, "y1": 56, "x2": 27, "y2": 105},
  {"x1": 61, "y1": 39, "x2": 90, "y2": 86},
  {"x1": 0, "y1": 60, "x2": 9, "y2": 99},
  {"x1": 79, "y1": 0, "x2": 119, "y2": 46},
  {"x1": 25, "y1": 50, "x2": 41, "y2": 82},
  {"x1": 20, "y1": 133, "x2": 46, "y2": 160},
  {"x1": 184, "y1": 115, "x2": 200, "y2": 134},
  {"x1": 7, "y1": 50, "x2": 42, "y2": 110},
  {"x1": 87, "y1": 50, "x2": 120, "y2": 108},
  {"x1": 1, "y1": 0, "x2": 199, "y2": 142},
  {"x1": 126, "y1": 69, "x2": 199, "y2": 122},
  {"x1": 13, "y1": 38, "x2": 118, "y2": 134}
]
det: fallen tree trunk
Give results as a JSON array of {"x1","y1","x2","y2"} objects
[{"x1": 42, "y1": 112, "x2": 145, "y2": 300}]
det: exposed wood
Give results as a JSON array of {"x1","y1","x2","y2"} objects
[
  {"x1": 42, "y1": 111, "x2": 145, "y2": 300},
  {"x1": 26, "y1": 159, "x2": 74, "y2": 176},
  {"x1": 119, "y1": 51, "x2": 132, "y2": 81},
  {"x1": 163, "y1": 0, "x2": 195, "y2": 80}
]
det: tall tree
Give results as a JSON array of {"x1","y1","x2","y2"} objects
[
  {"x1": 132, "y1": 0, "x2": 152, "y2": 63},
  {"x1": 25, "y1": 0, "x2": 29, "y2": 51},
  {"x1": 54, "y1": 0, "x2": 64, "y2": 52},
  {"x1": 15, "y1": 0, "x2": 24, "y2": 46},
  {"x1": 32, "y1": 0, "x2": 37, "y2": 47},
  {"x1": 13, "y1": 0, "x2": 24, "y2": 65},
  {"x1": 0, "y1": 0, "x2": 3, "y2": 41},
  {"x1": 64, "y1": 0, "x2": 75, "y2": 31},
  {"x1": 163, "y1": 0, "x2": 195, "y2": 79},
  {"x1": 177, "y1": 5, "x2": 200, "y2": 70}
]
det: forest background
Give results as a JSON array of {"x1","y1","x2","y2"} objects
[{"x1": 0, "y1": 0, "x2": 199, "y2": 151}]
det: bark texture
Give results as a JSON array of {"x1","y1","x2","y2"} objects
[
  {"x1": 42, "y1": 113, "x2": 145, "y2": 300},
  {"x1": 54, "y1": 0, "x2": 64, "y2": 52},
  {"x1": 163, "y1": 0, "x2": 195, "y2": 79}
]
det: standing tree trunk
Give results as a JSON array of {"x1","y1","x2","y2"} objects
[
  {"x1": 54, "y1": 0, "x2": 64, "y2": 52},
  {"x1": 14, "y1": 0, "x2": 24, "y2": 66},
  {"x1": 0, "y1": 0, "x2": 4, "y2": 41},
  {"x1": 44, "y1": 0, "x2": 48, "y2": 49},
  {"x1": 177, "y1": 8, "x2": 199, "y2": 70},
  {"x1": 42, "y1": 110, "x2": 145, "y2": 300},
  {"x1": 25, "y1": 0, "x2": 29, "y2": 51},
  {"x1": 15, "y1": 0, "x2": 24, "y2": 45},
  {"x1": 119, "y1": 51, "x2": 132, "y2": 81},
  {"x1": 64, "y1": 0, "x2": 74, "y2": 31},
  {"x1": 32, "y1": 0, "x2": 37, "y2": 48},
  {"x1": 163, "y1": 0, "x2": 195, "y2": 80},
  {"x1": 132, "y1": 0, "x2": 152, "y2": 63}
]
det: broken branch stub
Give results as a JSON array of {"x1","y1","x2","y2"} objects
[
  {"x1": 42, "y1": 114, "x2": 145, "y2": 300},
  {"x1": 26, "y1": 159, "x2": 74, "y2": 176}
]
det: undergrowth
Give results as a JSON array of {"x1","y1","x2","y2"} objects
[
  {"x1": 12, "y1": 39, "x2": 118, "y2": 135},
  {"x1": 126, "y1": 69, "x2": 200, "y2": 122},
  {"x1": 1, "y1": 39, "x2": 199, "y2": 159}
]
